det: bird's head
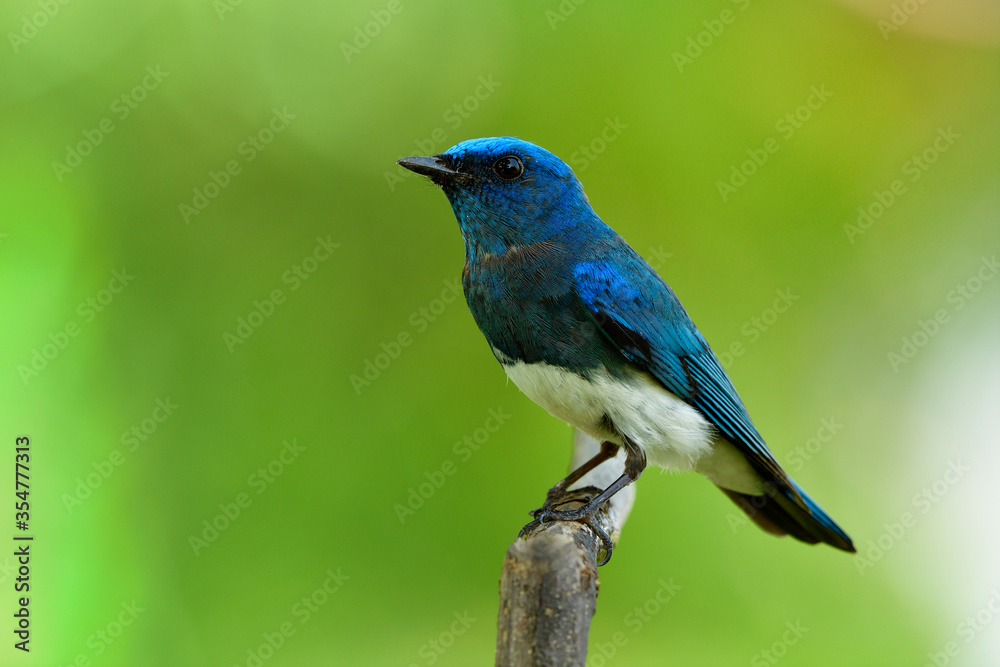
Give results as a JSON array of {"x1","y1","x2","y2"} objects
[{"x1": 397, "y1": 137, "x2": 596, "y2": 257}]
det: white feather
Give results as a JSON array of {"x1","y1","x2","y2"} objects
[{"x1": 499, "y1": 357, "x2": 763, "y2": 493}]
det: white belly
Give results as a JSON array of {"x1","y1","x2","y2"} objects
[{"x1": 500, "y1": 359, "x2": 717, "y2": 472}]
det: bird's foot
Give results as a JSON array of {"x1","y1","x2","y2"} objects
[
  {"x1": 520, "y1": 486, "x2": 615, "y2": 566},
  {"x1": 535, "y1": 481, "x2": 571, "y2": 513}
]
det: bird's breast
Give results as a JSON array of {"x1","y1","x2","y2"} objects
[
  {"x1": 462, "y1": 251, "x2": 608, "y2": 369},
  {"x1": 499, "y1": 357, "x2": 716, "y2": 471}
]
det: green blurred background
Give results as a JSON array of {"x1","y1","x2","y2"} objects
[{"x1": 2, "y1": 0, "x2": 998, "y2": 664}]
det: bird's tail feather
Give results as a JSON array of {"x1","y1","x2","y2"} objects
[{"x1": 718, "y1": 478, "x2": 855, "y2": 553}]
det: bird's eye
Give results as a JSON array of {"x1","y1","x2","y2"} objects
[{"x1": 492, "y1": 155, "x2": 524, "y2": 181}]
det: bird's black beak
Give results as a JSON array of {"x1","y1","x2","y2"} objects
[{"x1": 396, "y1": 155, "x2": 471, "y2": 184}]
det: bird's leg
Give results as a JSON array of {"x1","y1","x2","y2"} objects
[
  {"x1": 533, "y1": 440, "x2": 620, "y2": 513},
  {"x1": 521, "y1": 437, "x2": 646, "y2": 566}
]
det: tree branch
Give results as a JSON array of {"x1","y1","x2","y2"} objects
[{"x1": 495, "y1": 431, "x2": 636, "y2": 667}]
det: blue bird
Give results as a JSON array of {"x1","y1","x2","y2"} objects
[{"x1": 397, "y1": 137, "x2": 854, "y2": 563}]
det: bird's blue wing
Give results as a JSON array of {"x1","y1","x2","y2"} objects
[{"x1": 572, "y1": 255, "x2": 788, "y2": 483}]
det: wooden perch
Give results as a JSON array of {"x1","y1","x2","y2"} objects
[{"x1": 495, "y1": 431, "x2": 637, "y2": 667}]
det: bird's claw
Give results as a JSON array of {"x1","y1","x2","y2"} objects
[
  {"x1": 517, "y1": 518, "x2": 541, "y2": 539},
  {"x1": 521, "y1": 487, "x2": 615, "y2": 566},
  {"x1": 532, "y1": 504, "x2": 590, "y2": 522},
  {"x1": 525, "y1": 483, "x2": 570, "y2": 520},
  {"x1": 592, "y1": 521, "x2": 614, "y2": 566}
]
